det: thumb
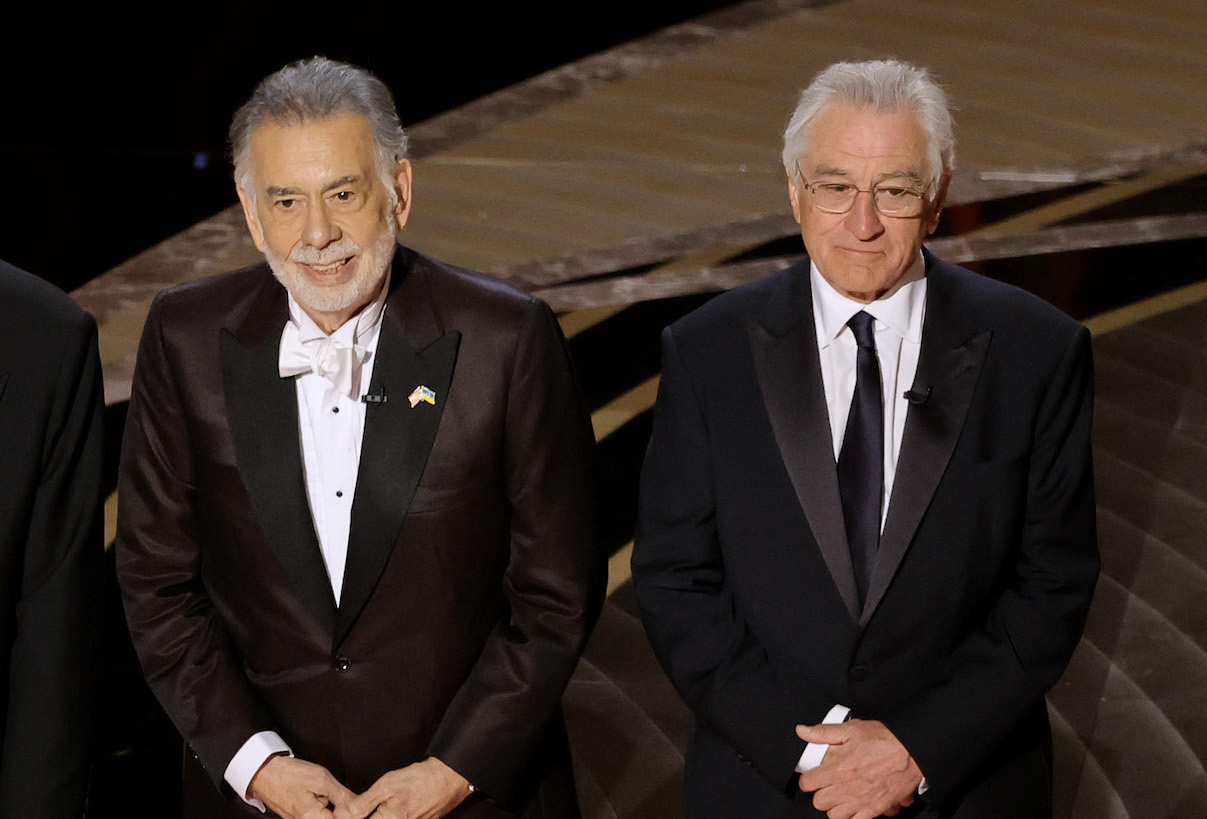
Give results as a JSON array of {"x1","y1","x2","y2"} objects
[
  {"x1": 332, "y1": 789, "x2": 375, "y2": 819},
  {"x1": 795, "y1": 722, "x2": 849, "y2": 745}
]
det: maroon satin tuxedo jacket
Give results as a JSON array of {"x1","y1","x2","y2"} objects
[{"x1": 117, "y1": 247, "x2": 603, "y2": 817}]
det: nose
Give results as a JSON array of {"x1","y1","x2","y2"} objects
[
  {"x1": 303, "y1": 200, "x2": 340, "y2": 248},
  {"x1": 844, "y1": 189, "x2": 885, "y2": 241}
]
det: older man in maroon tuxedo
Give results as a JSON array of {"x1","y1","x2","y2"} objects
[{"x1": 117, "y1": 57, "x2": 602, "y2": 819}]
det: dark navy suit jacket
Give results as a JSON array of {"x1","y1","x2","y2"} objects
[
  {"x1": 634, "y1": 252, "x2": 1099, "y2": 817},
  {"x1": 0, "y1": 260, "x2": 103, "y2": 818}
]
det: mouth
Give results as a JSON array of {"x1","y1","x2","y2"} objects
[{"x1": 301, "y1": 255, "x2": 356, "y2": 279}]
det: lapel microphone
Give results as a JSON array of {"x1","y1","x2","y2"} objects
[
  {"x1": 362, "y1": 385, "x2": 388, "y2": 404},
  {"x1": 903, "y1": 385, "x2": 932, "y2": 405}
]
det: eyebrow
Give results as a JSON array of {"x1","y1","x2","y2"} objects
[
  {"x1": 323, "y1": 175, "x2": 360, "y2": 193},
  {"x1": 265, "y1": 175, "x2": 361, "y2": 198},
  {"x1": 811, "y1": 165, "x2": 925, "y2": 184}
]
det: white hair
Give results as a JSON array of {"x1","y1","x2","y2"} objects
[{"x1": 782, "y1": 59, "x2": 955, "y2": 191}]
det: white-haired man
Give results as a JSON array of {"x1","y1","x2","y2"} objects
[
  {"x1": 118, "y1": 57, "x2": 602, "y2": 819},
  {"x1": 633, "y1": 59, "x2": 1098, "y2": 818}
]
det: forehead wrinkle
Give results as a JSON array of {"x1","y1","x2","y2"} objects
[
  {"x1": 803, "y1": 105, "x2": 931, "y2": 178},
  {"x1": 249, "y1": 115, "x2": 378, "y2": 192}
]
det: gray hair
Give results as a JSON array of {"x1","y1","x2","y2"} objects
[
  {"x1": 230, "y1": 56, "x2": 409, "y2": 197},
  {"x1": 782, "y1": 59, "x2": 955, "y2": 191}
]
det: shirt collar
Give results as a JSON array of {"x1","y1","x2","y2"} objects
[
  {"x1": 811, "y1": 252, "x2": 927, "y2": 349},
  {"x1": 286, "y1": 270, "x2": 392, "y2": 349}
]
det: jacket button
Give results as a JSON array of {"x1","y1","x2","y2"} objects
[
  {"x1": 850, "y1": 665, "x2": 869, "y2": 682},
  {"x1": 334, "y1": 656, "x2": 351, "y2": 672}
]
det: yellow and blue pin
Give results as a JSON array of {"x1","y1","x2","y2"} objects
[{"x1": 408, "y1": 385, "x2": 437, "y2": 408}]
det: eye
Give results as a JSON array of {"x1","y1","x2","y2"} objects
[
  {"x1": 817, "y1": 183, "x2": 853, "y2": 194},
  {"x1": 332, "y1": 190, "x2": 356, "y2": 203},
  {"x1": 878, "y1": 186, "x2": 917, "y2": 199},
  {"x1": 274, "y1": 198, "x2": 297, "y2": 210}
]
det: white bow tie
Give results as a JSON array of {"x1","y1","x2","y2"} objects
[{"x1": 278, "y1": 321, "x2": 368, "y2": 399}]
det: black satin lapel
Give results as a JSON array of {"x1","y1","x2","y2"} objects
[
  {"x1": 221, "y1": 329, "x2": 337, "y2": 629},
  {"x1": 752, "y1": 312, "x2": 861, "y2": 622},
  {"x1": 861, "y1": 326, "x2": 992, "y2": 626},
  {"x1": 335, "y1": 318, "x2": 461, "y2": 644}
]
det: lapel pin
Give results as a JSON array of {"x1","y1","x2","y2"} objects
[{"x1": 408, "y1": 385, "x2": 437, "y2": 408}]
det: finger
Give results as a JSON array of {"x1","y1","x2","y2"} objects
[
  {"x1": 853, "y1": 807, "x2": 889, "y2": 819},
  {"x1": 334, "y1": 793, "x2": 378, "y2": 819},
  {"x1": 811, "y1": 786, "x2": 840, "y2": 812},
  {"x1": 294, "y1": 805, "x2": 335, "y2": 819},
  {"x1": 825, "y1": 802, "x2": 857, "y2": 819},
  {"x1": 324, "y1": 778, "x2": 358, "y2": 807},
  {"x1": 361, "y1": 800, "x2": 404, "y2": 819},
  {"x1": 798, "y1": 768, "x2": 830, "y2": 793},
  {"x1": 796, "y1": 722, "x2": 847, "y2": 745}
]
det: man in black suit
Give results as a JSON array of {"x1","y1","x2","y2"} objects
[
  {"x1": 632, "y1": 59, "x2": 1098, "y2": 818},
  {"x1": 0, "y1": 259, "x2": 104, "y2": 817},
  {"x1": 117, "y1": 58, "x2": 601, "y2": 819}
]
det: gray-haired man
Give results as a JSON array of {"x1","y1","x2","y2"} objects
[
  {"x1": 633, "y1": 59, "x2": 1098, "y2": 818},
  {"x1": 118, "y1": 57, "x2": 602, "y2": 819}
]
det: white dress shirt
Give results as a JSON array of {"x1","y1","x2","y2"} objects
[
  {"x1": 224, "y1": 279, "x2": 390, "y2": 809},
  {"x1": 796, "y1": 254, "x2": 927, "y2": 775}
]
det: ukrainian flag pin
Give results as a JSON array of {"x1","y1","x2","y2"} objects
[{"x1": 408, "y1": 385, "x2": 437, "y2": 408}]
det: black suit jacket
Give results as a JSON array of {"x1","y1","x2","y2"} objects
[
  {"x1": 633, "y1": 252, "x2": 1098, "y2": 818},
  {"x1": 117, "y1": 247, "x2": 603, "y2": 817},
  {"x1": 0, "y1": 260, "x2": 103, "y2": 818}
]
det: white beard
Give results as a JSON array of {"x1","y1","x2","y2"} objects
[{"x1": 265, "y1": 223, "x2": 398, "y2": 319}]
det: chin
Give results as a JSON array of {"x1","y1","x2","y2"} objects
[{"x1": 266, "y1": 230, "x2": 397, "y2": 320}]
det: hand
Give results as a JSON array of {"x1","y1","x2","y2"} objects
[
  {"x1": 335, "y1": 757, "x2": 471, "y2": 819},
  {"x1": 795, "y1": 719, "x2": 922, "y2": 819},
  {"x1": 249, "y1": 755, "x2": 357, "y2": 819}
]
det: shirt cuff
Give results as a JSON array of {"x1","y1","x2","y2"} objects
[
  {"x1": 795, "y1": 704, "x2": 852, "y2": 773},
  {"x1": 225, "y1": 731, "x2": 293, "y2": 812}
]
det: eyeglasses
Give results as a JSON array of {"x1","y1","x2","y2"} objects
[{"x1": 800, "y1": 179, "x2": 929, "y2": 218}]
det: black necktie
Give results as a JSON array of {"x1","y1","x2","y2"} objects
[{"x1": 837, "y1": 311, "x2": 883, "y2": 606}]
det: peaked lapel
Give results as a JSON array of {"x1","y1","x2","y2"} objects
[
  {"x1": 861, "y1": 258, "x2": 991, "y2": 625},
  {"x1": 751, "y1": 263, "x2": 861, "y2": 621},
  {"x1": 336, "y1": 251, "x2": 460, "y2": 644},
  {"x1": 220, "y1": 276, "x2": 337, "y2": 631}
]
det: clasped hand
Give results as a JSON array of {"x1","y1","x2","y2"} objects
[
  {"x1": 795, "y1": 719, "x2": 922, "y2": 819},
  {"x1": 250, "y1": 755, "x2": 470, "y2": 819}
]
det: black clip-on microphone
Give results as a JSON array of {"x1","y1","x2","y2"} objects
[{"x1": 362, "y1": 386, "x2": 388, "y2": 404}]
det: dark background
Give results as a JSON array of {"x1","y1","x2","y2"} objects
[{"x1": 0, "y1": 1, "x2": 736, "y2": 294}]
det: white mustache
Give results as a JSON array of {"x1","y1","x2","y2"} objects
[{"x1": 290, "y1": 238, "x2": 361, "y2": 265}]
